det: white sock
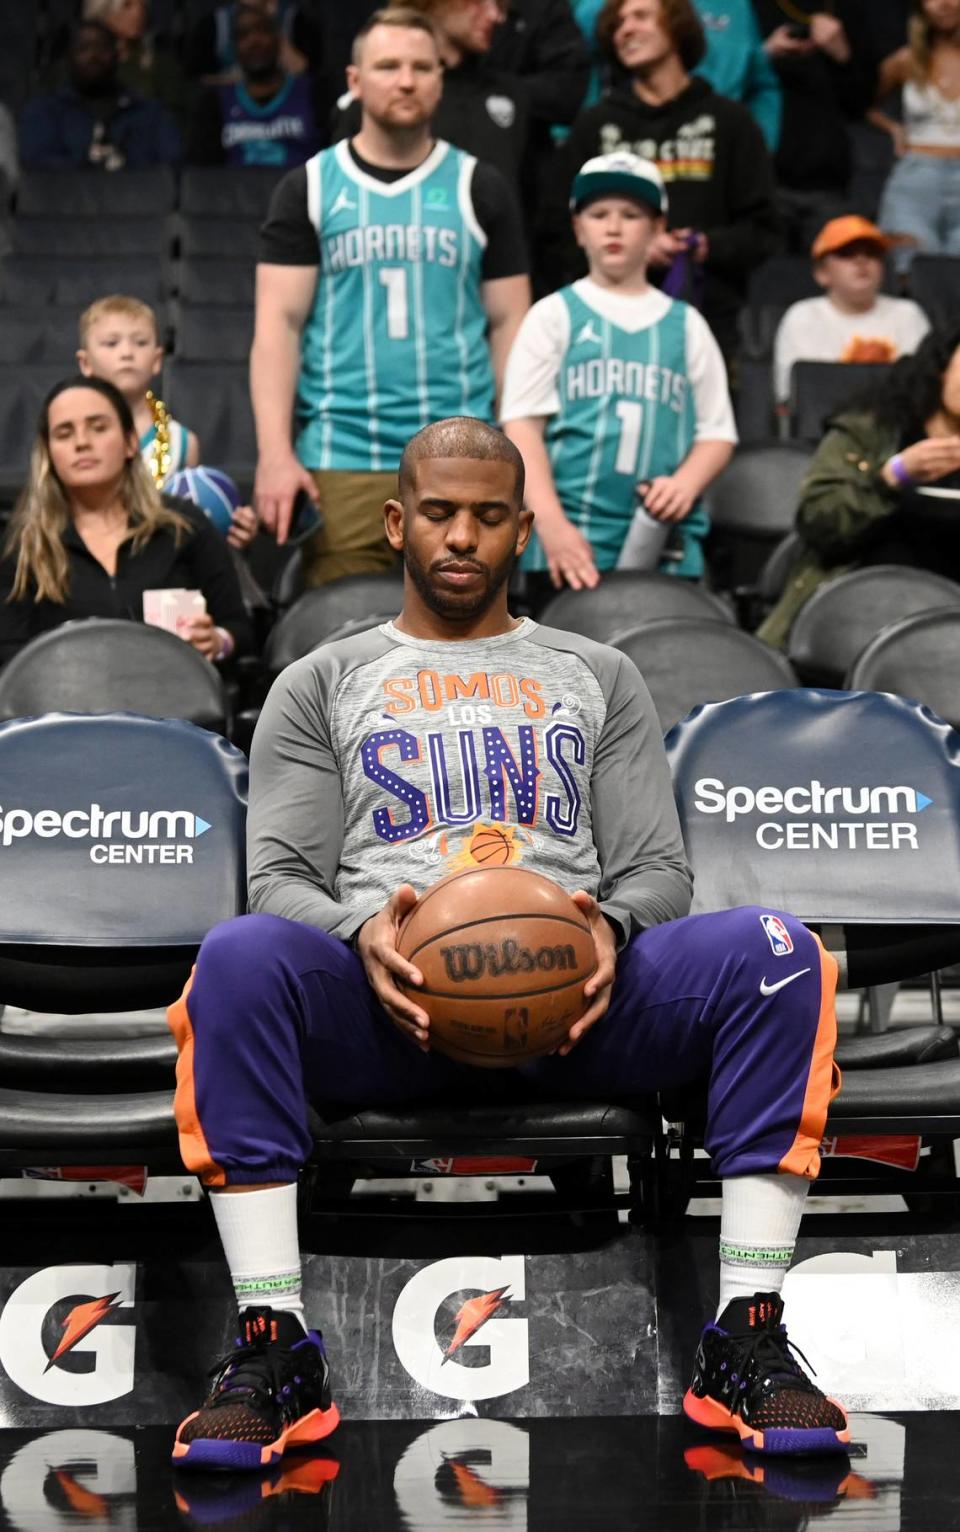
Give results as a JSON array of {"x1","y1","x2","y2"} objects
[
  {"x1": 716, "y1": 1173, "x2": 809, "y2": 1320},
  {"x1": 210, "y1": 1184, "x2": 306, "y2": 1332}
]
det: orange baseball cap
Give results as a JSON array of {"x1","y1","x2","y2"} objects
[{"x1": 811, "y1": 215, "x2": 891, "y2": 259}]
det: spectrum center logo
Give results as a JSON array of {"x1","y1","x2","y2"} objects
[
  {"x1": 694, "y1": 777, "x2": 932, "y2": 852},
  {"x1": 0, "y1": 804, "x2": 212, "y2": 865}
]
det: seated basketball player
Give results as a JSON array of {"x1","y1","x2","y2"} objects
[{"x1": 168, "y1": 416, "x2": 849, "y2": 1470}]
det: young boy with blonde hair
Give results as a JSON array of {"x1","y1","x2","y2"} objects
[{"x1": 77, "y1": 295, "x2": 200, "y2": 485}]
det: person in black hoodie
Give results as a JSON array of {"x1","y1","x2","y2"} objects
[
  {"x1": 557, "y1": 0, "x2": 780, "y2": 358},
  {"x1": 754, "y1": 2, "x2": 875, "y2": 255},
  {"x1": 0, "y1": 377, "x2": 252, "y2": 667}
]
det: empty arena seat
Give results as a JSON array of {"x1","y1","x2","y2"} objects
[
  {"x1": 538, "y1": 573, "x2": 733, "y2": 644},
  {"x1": 179, "y1": 166, "x2": 286, "y2": 219},
  {"x1": 2, "y1": 307, "x2": 91, "y2": 364},
  {"x1": 8, "y1": 216, "x2": 173, "y2": 258},
  {"x1": 665, "y1": 688, "x2": 960, "y2": 1160},
  {"x1": 264, "y1": 575, "x2": 405, "y2": 675},
  {"x1": 788, "y1": 361, "x2": 892, "y2": 444},
  {"x1": 668, "y1": 688, "x2": 960, "y2": 926},
  {"x1": 177, "y1": 260, "x2": 256, "y2": 307},
  {"x1": 0, "y1": 255, "x2": 166, "y2": 307},
  {"x1": 0, "y1": 620, "x2": 229, "y2": 733},
  {"x1": 732, "y1": 359, "x2": 777, "y2": 443},
  {"x1": 179, "y1": 215, "x2": 261, "y2": 261},
  {"x1": 610, "y1": 617, "x2": 797, "y2": 732},
  {"x1": 0, "y1": 712, "x2": 247, "y2": 1164},
  {"x1": 164, "y1": 359, "x2": 255, "y2": 481},
  {"x1": 0, "y1": 363, "x2": 69, "y2": 497},
  {"x1": 706, "y1": 443, "x2": 813, "y2": 592},
  {"x1": 909, "y1": 253, "x2": 960, "y2": 329},
  {"x1": 848, "y1": 608, "x2": 960, "y2": 728},
  {"x1": 174, "y1": 304, "x2": 254, "y2": 362},
  {"x1": 787, "y1": 565, "x2": 960, "y2": 686},
  {"x1": 15, "y1": 167, "x2": 177, "y2": 218}
]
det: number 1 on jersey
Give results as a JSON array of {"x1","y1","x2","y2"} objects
[
  {"x1": 613, "y1": 399, "x2": 644, "y2": 475},
  {"x1": 379, "y1": 267, "x2": 409, "y2": 341}
]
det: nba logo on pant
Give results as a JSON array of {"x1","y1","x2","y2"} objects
[{"x1": 760, "y1": 913, "x2": 794, "y2": 957}]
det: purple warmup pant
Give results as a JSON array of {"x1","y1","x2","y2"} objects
[{"x1": 168, "y1": 906, "x2": 839, "y2": 1188}]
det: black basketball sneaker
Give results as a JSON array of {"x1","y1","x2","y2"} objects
[
  {"x1": 173, "y1": 1306, "x2": 340, "y2": 1471},
  {"x1": 683, "y1": 1293, "x2": 850, "y2": 1455}
]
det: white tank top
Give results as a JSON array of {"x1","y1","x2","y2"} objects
[{"x1": 904, "y1": 78, "x2": 960, "y2": 149}]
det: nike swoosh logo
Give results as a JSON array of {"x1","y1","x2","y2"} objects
[{"x1": 759, "y1": 968, "x2": 811, "y2": 996}]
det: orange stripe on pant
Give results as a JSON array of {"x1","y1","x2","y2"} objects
[
  {"x1": 778, "y1": 934, "x2": 842, "y2": 1179},
  {"x1": 167, "y1": 967, "x2": 227, "y2": 1188}
]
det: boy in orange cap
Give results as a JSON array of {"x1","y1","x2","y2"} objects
[{"x1": 773, "y1": 215, "x2": 930, "y2": 406}]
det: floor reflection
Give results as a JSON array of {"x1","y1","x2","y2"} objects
[{"x1": 0, "y1": 1411, "x2": 952, "y2": 1532}]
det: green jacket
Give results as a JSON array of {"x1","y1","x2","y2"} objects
[{"x1": 757, "y1": 412, "x2": 901, "y2": 648}]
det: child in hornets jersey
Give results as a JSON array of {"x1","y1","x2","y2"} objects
[{"x1": 502, "y1": 152, "x2": 737, "y2": 591}]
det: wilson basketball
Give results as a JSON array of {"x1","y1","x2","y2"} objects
[{"x1": 397, "y1": 866, "x2": 597, "y2": 1067}]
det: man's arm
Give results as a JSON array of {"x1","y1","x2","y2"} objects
[
  {"x1": 591, "y1": 652, "x2": 693, "y2": 945},
  {"x1": 482, "y1": 274, "x2": 531, "y2": 409},
  {"x1": 250, "y1": 261, "x2": 321, "y2": 543},
  {"x1": 246, "y1": 660, "x2": 383, "y2": 942}
]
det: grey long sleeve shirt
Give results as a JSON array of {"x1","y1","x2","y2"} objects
[{"x1": 248, "y1": 618, "x2": 693, "y2": 945}]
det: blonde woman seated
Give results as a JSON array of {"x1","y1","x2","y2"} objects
[{"x1": 0, "y1": 376, "x2": 252, "y2": 667}]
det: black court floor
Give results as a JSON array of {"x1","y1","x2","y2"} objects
[{"x1": 0, "y1": 1413, "x2": 954, "y2": 1531}]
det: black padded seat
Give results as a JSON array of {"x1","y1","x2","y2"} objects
[
  {"x1": 0, "y1": 713, "x2": 247, "y2": 1165},
  {"x1": 705, "y1": 444, "x2": 813, "y2": 592},
  {"x1": 308, "y1": 1100, "x2": 659, "y2": 1161},
  {"x1": 610, "y1": 617, "x2": 797, "y2": 733},
  {"x1": 0, "y1": 1033, "x2": 177, "y2": 1091},
  {"x1": 835, "y1": 1026, "x2": 959, "y2": 1069},
  {"x1": 538, "y1": 573, "x2": 733, "y2": 644},
  {"x1": 0, "y1": 256, "x2": 167, "y2": 308},
  {"x1": 0, "y1": 1089, "x2": 177, "y2": 1158},
  {"x1": 265, "y1": 576, "x2": 404, "y2": 675},
  {"x1": 788, "y1": 361, "x2": 892, "y2": 444},
  {"x1": 908, "y1": 253, "x2": 960, "y2": 330},
  {"x1": 8, "y1": 216, "x2": 172, "y2": 258},
  {"x1": 179, "y1": 167, "x2": 286, "y2": 219},
  {"x1": 788, "y1": 565, "x2": 960, "y2": 687},
  {"x1": 827, "y1": 1060, "x2": 960, "y2": 1130},
  {"x1": 0, "y1": 619, "x2": 229, "y2": 733},
  {"x1": 847, "y1": 607, "x2": 960, "y2": 729},
  {"x1": 15, "y1": 168, "x2": 177, "y2": 219},
  {"x1": 163, "y1": 358, "x2": 255, "y2": 480}
]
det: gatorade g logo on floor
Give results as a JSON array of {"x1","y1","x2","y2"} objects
[
  {"x1": 693, "y1": 777, "x2": 933, "y2": 852},
  {"x1": 0, "y1": 1266, "x2": 136, "y2": 1406},
  {"x1": 392, "y1": 1256, "x2": 529, "y2": 1402},
  {"x1": 0, "y1": 1429, "x2": 137, "y2": 1532},
  {"x1": 0, "y1": 804, "x2": 211, "y2": 866}
]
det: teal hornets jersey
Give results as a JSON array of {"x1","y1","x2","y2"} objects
[
  {"x1": 523, "y1": 287, "x2": 709, "y2": 578},
  {"x1": 296, "y1": 139, "x2": 494, "y2": 471}
]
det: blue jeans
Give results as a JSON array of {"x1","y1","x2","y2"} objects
[{"x1": 879, "y1": 152, "x2": 960, "y2": 273}]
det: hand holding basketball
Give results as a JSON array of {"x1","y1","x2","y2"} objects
[
  {"x1": 557, "y1": 891, "x2": 618, "y2": 1056},
  {"x1": 356, "y1": 884, "x2": 430, "y2": 1052}
]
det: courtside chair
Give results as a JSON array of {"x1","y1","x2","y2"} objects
[
  {"x1": 0, "y1": 713, "x2": 247, "y2": 1171},
  {"x1": 661, "y1": 688, "x2": 960, "y2": 1213}
]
